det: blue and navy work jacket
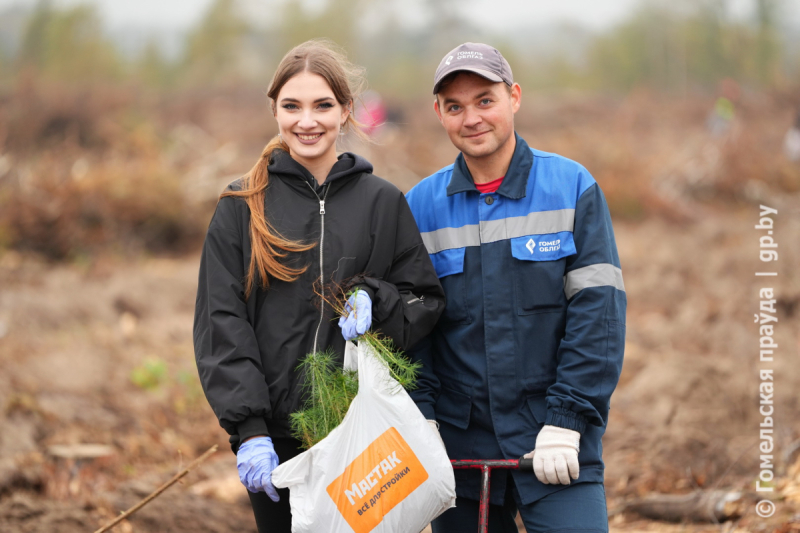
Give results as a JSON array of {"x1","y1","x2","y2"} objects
[{"x1": 405, "y1": 134, "x2": 627, "y2": 505}]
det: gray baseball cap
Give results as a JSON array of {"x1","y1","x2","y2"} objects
[{"x1": 433, "y1": 42, "x2": 513, "y2": 95}]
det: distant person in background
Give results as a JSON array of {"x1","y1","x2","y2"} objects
[
  {"x1": 406, "y1": 43, "x2": 626, "y2": 532},
  {"x1": 355, "y1": 90, "x2": 387, "y2": 136},
  {"x1": 706, "y1": 78, "x2": 740, "y2": 138},
  {"x1": 784, "y1": 109, "x2": 800, "y2": 162},
  {"x1": 193, "y1": 40, "x2": 444, "y2": 533}
]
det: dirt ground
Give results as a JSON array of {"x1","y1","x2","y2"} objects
[
  {"x1": 1, "y1": 89, "x2": 800, "y2": 531},
  {"x1": 1, "y1": 204, "x2": 798, "y2": 532}
]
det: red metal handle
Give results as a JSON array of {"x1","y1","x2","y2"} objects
[
  {"x1": 450, "y1": 457, "x2": 533, "y2": 471},
  {"x1": 448, "y1": 458, "x2": 533, "y2": 532}
]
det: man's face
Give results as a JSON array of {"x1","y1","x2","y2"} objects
[{"x1": 434, "y1": 73, "x2": 521, "y2": 160}]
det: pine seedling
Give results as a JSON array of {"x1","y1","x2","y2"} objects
[
  {"x1": 290, "y1": 349, "x2": 359, "y2": 449},
  {"x1": 289, "y1": 282, "x2": 423, "y2": 449},
  {"x1": 330, "y1": 284, "x2": 422, "y2": 390},
  {"x1": 359, "y1": 332, "x2": 421, "y2": 391}
]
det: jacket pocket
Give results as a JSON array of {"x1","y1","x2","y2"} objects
[
  {"x1": 525, "y1": 393, "x2": 548, "y2": 426},
  {"x1": 511, "y1": 231, "x2": 574, "y2": 315},
  {"x1": 430, "y1": 248, "x2": 471, "y2": 325},
  {"x1": 435, "y1": 385, "x2": 472, "y2": 430}
]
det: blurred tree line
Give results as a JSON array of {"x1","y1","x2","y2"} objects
[
  {"x1": 1, "y1": 0, "x2": 798, "y2": 260},
  {"x1": 582, "y1": 0, "x2": 787, "y2": 93},
  {"x1": 0, "y1": 0, "x2": 796, "y2": 97}
]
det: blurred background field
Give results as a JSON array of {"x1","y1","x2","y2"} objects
[{"x1": 0, "y1": 0, "x2": 799, "y2": 531}]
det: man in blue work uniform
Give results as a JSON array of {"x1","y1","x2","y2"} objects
[{"x1": 405, "y1": 43, "x2": 626, "y2": 532}]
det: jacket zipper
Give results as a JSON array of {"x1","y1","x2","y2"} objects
[{"x1": 305, "y1": 182, "x2": 330, "y2": 354}]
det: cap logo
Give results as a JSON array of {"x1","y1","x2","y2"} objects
[
  {"x1": 445, "y1": 55, "x2": 453, "y2": 65},
  {"x1": 456, "y1": 51, "x2": 484, "y2": 60}
]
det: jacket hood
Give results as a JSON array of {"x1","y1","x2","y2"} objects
[{"x1": 268, "y1": 149, "x2": 373, "y2": 194}]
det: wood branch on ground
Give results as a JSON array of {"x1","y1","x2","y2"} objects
[
  {"x1": 611, "y1": 490, "x2": 744, "y2": 523},
  {"x1": 93, "y1": 445, "x2": 218, "y2": 533},
  {"x1": 47, "y1": 444, "x2": 114, "y2": 460}
]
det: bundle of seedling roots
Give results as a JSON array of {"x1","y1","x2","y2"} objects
[{"x1": 289, "y1": 285, "x2": 421, "y2": 450}]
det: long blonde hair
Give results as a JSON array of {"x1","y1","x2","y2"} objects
[{"x1": 221, "y1": 40, "x2": 367, "y2": 299}]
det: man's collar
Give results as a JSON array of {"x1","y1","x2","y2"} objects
[{"x1": 446, "y1": 133, "x2": 533, "y2": 198}]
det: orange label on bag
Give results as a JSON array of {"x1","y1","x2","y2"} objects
[{"x1": 326, "y1": 427, "x2": 428, "y2": 533}]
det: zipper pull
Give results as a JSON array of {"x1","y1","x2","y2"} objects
[{"x1": 319, "y1": 200, "x2": 326, "y2": 215}]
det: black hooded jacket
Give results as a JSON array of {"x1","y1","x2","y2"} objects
[{"x1": 193, "y1": 149, "x2": 445, "y2": 451}]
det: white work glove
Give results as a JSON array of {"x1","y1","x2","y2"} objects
[
  {"x1": 427, "y1": 419, "x2": 446, "y2": 451},
  {"x1": 524, "y1": 425, "x2": 580, "y2": 485}
]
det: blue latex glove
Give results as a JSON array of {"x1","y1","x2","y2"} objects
[
  {"x1": 236, "y1": 436, "x2": 280, "y2": 501},
  {"x1": 338, "y1": 290, "x2": 372, "y2": 340}
]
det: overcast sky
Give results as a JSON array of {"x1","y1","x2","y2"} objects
[{"x1": 1, "y1": 0, "x2": 791, "y2": 32}]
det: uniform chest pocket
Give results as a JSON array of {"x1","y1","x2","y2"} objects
[
  {"x1": 511, "y1": 231, "x2": 575, "y2": 315},
  {"x1": 430, "y1": 247, "x2": 471, "y2": 325}
]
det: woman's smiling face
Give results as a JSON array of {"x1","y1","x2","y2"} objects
[{"x1": 274, "y1": 71, "x2": 350, "y2": 169}]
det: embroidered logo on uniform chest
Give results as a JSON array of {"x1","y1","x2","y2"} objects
[
  {"x1": 526, "y1": 238, "x2": 562, "y2": 254},
  {"x1": 538, "y1": 239, "x2": 561, "y2": 252},
  {"x1": 526, "y1": 238, "x2": 536, "y2": 254}
]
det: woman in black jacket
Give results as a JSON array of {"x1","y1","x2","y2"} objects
[{"x1": 192, "y1": 40, "x2": 445, "y2": 532}]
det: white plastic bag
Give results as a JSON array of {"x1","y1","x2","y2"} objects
[{"x1": 272, "y1": 340, "x2": 455, "y2": 533}]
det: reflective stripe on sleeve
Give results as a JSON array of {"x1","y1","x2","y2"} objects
[
  {"x1": 420, "y1": 224, "x2": 480, "y2": 254},
  {"x1": 564, "y1": 263, "x2": 625, "y2": 299},
  {"x1": 480, "y1": 208, "x2": 575, "y2": 244}
]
